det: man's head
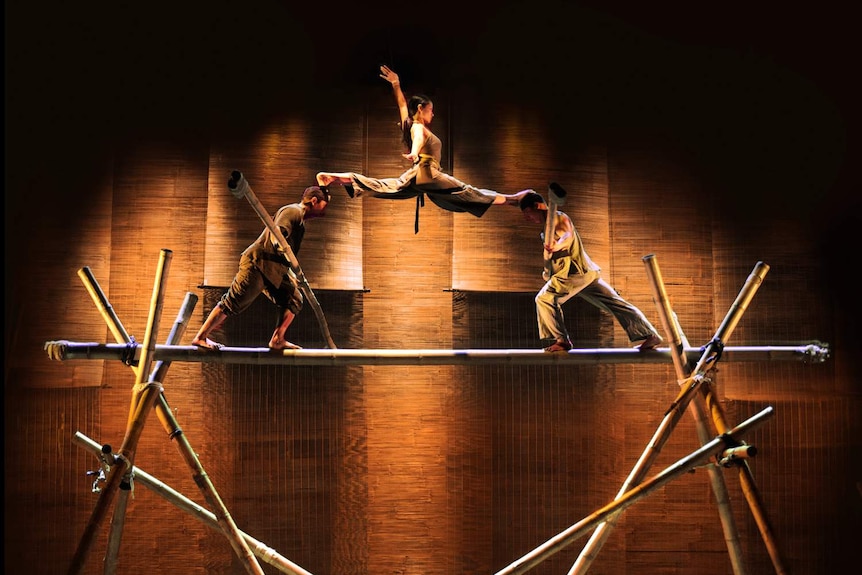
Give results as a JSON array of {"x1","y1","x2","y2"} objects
[
  {"x1": 302, "y1": 185, "x2": 331, "y2": 219},
  {"x1": 519, "y1": 191, "x2": 547, "y2": 224}
]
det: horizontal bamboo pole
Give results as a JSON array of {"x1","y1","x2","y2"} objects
[{"x1": 45, "y1": 341, "x2": 830, "y2": 367}]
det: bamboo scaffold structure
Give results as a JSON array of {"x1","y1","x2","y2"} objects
[
  {"x1": 494, "y1": 407, "x2": 776, "y2": 575},
  {"x1": 66, "y1": 252, "x2": 268, "y2": 575},
  {"x1": 53, "y1": 251, "x2": 830, "y2": 575},
  {"x1": 495, "y1": 260, "x2": 794, "y2": 575},
  {"x1": 73, "y1": 432, "x2": 315, "y2": 575},
  {"x1": 567, "y1": 258, "x2": 772, "y2": 575}
]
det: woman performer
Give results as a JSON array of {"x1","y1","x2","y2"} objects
[{"x1": 316, "y1": 65, "x2": 531, "y2": 231}]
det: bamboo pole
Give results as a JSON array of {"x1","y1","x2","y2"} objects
[
  {"x1": 506, "y1": 260, "x2": 771, "y2": 575},
  {"x1": 569, "y1": 256, "x2": 756, "y2": 574},
  {"x1": 103, "y1": 292, "x2": 197, "y2": 575},
  {"x1": 228, "y1": 170, "x2": 337, "y2": 349},
  {"x1": 44, "y1": 340, "x2": 830, "y2": 366},
  {"x1": 494, "y1": 407, "x2": 775, "y2": 575},
  {"x1": 542, "y1": 182, "x2": 567, "y2": 277},
  {"x1": 699, "y1": 364, "x2": 789, "y2": 571},
  {"x1": 76, "y1": 267, "x2": 267, "y2": 575},
  {"x1": 74, "y1": 432, "x2": 317, "y2": 575},
  {"x1": 77, "y1": 266, "x2": 138, "y2": 376},
  {"x1": 68, "y1": 249, "x2": 172, "y2": 575},
  {"x1": 643, "y1": 254, "x2": 749, "y2": 574},
  {"x1": 683, "y1": 262, "x2": 788, "y2": 573}
]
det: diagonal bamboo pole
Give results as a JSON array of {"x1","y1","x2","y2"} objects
[
  {"x1": 569, "y1": 260, "x2": 771, "y2": 575},
  {"x1": 68, "y1": 249, "x2": 172, "y2": 575},
  {"x1": 501, "y1": 260, "x2": 772, "y2": 575},
  {"x1": 682, "y1": 260, "x2": 788, "y2": 573},
  {"x1": 76, "y1": 265, "x2": 266, "y2": 575},
  {"x1": 696, "y1": 342, "x2": 789, "y2": 569},
  {"x1": 74, "y1": 432, "x2": 317, "y2": 575},
  {"x1": 103, "y1": 292, "x2": 198, "y2": 575},
  {"x1": 78, "y1": 266, "x2": 139, "y2": 377},
  {"x1": 228, "y1": 170, "x2": 337, "y2": 349},
  {"x1": 494, "y1": 407, "x2": 775, "y2": 575}
]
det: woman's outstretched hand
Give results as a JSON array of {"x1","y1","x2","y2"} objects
[{"x1": 380, "y1": 65, "x2": 400, "y2": 85}]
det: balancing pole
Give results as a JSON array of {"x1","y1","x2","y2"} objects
[
  {"x1": 542, "y1": 182, "x2": 567, "y2": 278},
  {"x1": 228, "y1": 170, "x2": 337, "y2": 349}
]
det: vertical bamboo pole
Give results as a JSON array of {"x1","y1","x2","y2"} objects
[
  {"x1": 77, "y1": 268, "x2": 266, "y2": 575},
  {"x1": 67, "y1": 249, "x2": 172, "y2": 575},
  {"x1": 569, "y1": 260, "x2": 770, "y2": 575},
  {"x1": 103, "y1": 292, "x2": 197, "y2": 575},
  {"x1": 542, "y1": 183, "x2": 567, "y2": 278},
  {"x1": 228, "y1": 170, "x2": 337, "y2": 349},
  {"x1": 641, "y1": 254, "x2": 747, "y2": 574}
]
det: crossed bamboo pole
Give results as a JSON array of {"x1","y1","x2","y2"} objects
[
  {"x1": 57, "y1": 254, "x2": 819, "y2": 574},
  {"x1": 68, "y1": 253, "x2": 266, "y2": 575},
  {"x1": 493, "y1": 406, "x2": 775, "y2": 575},
  {"x1": 74, "y1": 431, "x2": 315, "y2": 575},
  {"x1": 496, "y1": 260, "x2": 777, "y2": 575},
  {"x1": 567, "y1": 258, "x2": 774, "y2": 575}
]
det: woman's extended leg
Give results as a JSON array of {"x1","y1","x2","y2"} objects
[
  {"x1": 316, "y1": 172, "x2": 358, "y2": 197},
  {"x1": 492, "y1": 188, "x2": 534, "y2": 206}
]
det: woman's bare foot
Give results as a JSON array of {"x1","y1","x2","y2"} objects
[
  {"x1": 316, "y1": 172, "x2": 358, "y2": 197},
  {"x1": 269, "y1": 338, "x2": 302, "y2": 350},
  {"x1": 316, "y1": 172, "x2": 337, "y2": 187},
  {"x1": 192, "y1": 337, "x2": 224, "y2": 350},
  {"x1": 502, "y1": 189, "x2": 534, "y2": 206}
]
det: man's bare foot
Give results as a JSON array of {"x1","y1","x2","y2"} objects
[
  {"x1": 636, "y1": 333, "x2": 663, "y2": 352},
  {"x1": 269, "y1": 338, "x2": 302, "y2": 350},
  {"x1": 192, "y1": 337, "x2": 224, "y2": 350},
  {"x1": 543, "y1": 338, "x2": 573, "y2": 353}
]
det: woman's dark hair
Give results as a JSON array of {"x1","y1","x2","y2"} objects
[{"x1": 401, "y1": 94, "x2": 433, "y2": 149}]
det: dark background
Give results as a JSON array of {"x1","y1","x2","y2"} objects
[{"x1": 7, "y1": 1, "x2": 859, "y2": 348}]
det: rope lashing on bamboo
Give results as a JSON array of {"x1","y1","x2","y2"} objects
[
  {"x1": 44, "y1": 340, "x2": 830, "y2": 367},
  {"x1": 702, "y1": 335, "x2": 725, "y2": 362}
]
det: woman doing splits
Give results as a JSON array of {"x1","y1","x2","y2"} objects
[{"x1": 316, "y1": 65, "x2": 531, "y2": 231}]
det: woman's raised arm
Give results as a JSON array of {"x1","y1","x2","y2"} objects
[{"x1": 380, "y1": 65, "x2": 408, "y2": 126}]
